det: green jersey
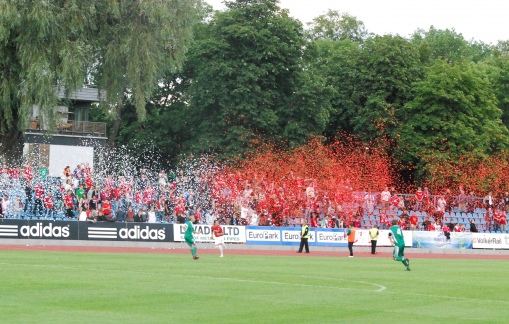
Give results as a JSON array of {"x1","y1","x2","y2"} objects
[
  {"x1": 75, "y1": 189, "x2": 85, "y2": 200},
  {"x1": 388, "y1": 225, "x2": 405, "y2": 246},
  {"x1": 184, "y1": 221, "x2": 195, "y2": 239}
]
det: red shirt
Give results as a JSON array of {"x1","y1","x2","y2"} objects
[
  {"x1": 415, "y1": 190, "x2": 424, "y2": 201},
  {"x1": 175, "y1": 204, "x2": 185, "y2": 215},
  {"x1": 443, "y1": 226, "x2": 451, "y2": 233},
  {"x1": 44, "y1": 196, "x2": 53, "y2": 209},
  {"x1": 23, "y1": 166, "x2": 33, "y2": 181},
  {"x1": 35, "y1": 186, "x2": 44, "y2": 199},
  {"x1": 212, "y1": 225, "x2": 224, "y2": 237},
  {"x1": 9, "y1": 169, "x2": 20, "y2": 179},
  {"x1": 101, "y1": 202, "x2": 111, "y2": 215},
  {"x1": 500, "y1": 215, "x2": 507, "y2": 225},
  {"x1": 135, "y1": 191, "x2": 143, "y2": 204},
  {"x1": 310, "y1": 217, "x2": 318, "y2": 228},
  {"x1": 85, "y1": 177, "x2": 93, "y2": 190},
  {"x1": 143, "y1": 189, "x2": 154, "y2": 205},
  {"x1": 409, "y1": 215, "x2": 418, "y2": 225},
  {"x1": 390, "y1": 196, "x2": 400, "y2": 207},
  {"x1": 494, "y1": 211, "x2": 503, "y2": 224},
  {"x1": 398, "y1": 219, "x2": 407, "y2": 230},
  {"x1": 379, "y1": 213, "x2": 390, "y2": 226},
  {"x1": 64, "y1": 195, "x2": 74, "y2": 208},
  {"x1": 194, "y1": 210, "x2": 202, "y2": 223}
]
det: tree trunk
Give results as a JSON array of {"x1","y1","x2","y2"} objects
[
  {"x1": 108, "y1": 95, "x2": 125, "y2": 147},
  {"x1": 0, "y1": 111, "x2": 24, "y2": 165}
]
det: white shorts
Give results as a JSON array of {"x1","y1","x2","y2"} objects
[{"x1": 214, "y1": 236, "x2": 224, "y2": 245}]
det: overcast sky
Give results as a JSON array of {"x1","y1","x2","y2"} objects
[{"x1": 205, "y1": 0, "x2": 508, "y2": 44}]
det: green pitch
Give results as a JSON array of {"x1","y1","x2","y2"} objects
[{"x1": 1, "y1": 251, "x2": 508, "y2": 323}]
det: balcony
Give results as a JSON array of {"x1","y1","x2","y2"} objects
[{"x1": 28, "y1": 120, "x2": 107, "y2": 138}]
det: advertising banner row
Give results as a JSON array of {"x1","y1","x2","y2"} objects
[
  {"x1": 0, "y1": 219, "x2": 174, "y2": 242},
  {"x1": 1, "y1": 219, "x2": 508, "y2": 249}
]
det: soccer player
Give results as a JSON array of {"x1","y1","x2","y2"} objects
[
  {"x1": 185, "y1": 215, "x2": 199, "y2": 260},
  {"x1": 388, "y1": 219, "x2": 410, "y2": 271},
  {"x1": 211, "y1": 220, "x2": 226, "y2": 257}
]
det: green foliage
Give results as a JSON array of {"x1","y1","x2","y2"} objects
[
  {"x1": 353, "y1": 35, "x2": 423, "y2": 141},
  {"x1": 306, "y1": 9, "x2": 369, "y2": 42},
  {"x1": 412, "y1": 26, "x2": 493, "y2": 64},
  {"x1": 0, "y1": 0, "x2": 200, "y2": 160},
  {"x1": 398, "y1": 60, "x2": 509, "y2": 167},
  {"x1": 305, "y1": 39, "x2": 361, "y2": 136},
  {"x1": 182, "y1": 0, "x2": 334, "y2": 157}
]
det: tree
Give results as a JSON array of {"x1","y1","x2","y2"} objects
[
  {"x1": 398, "y1": 60, "x2": 509, "y2": 168},
  {"x1": 352, "y1": 35, "x2": 423, "y2": 141},
  {"x1": 305, "y1": 39, "x2": 361, "y2": 136},
  {"x1": 411, "y1": 26, "x2": 492, "y2": 65},
  {"x1": 181, "y1": 0, "x2": 334, "y2": 157},
  {"x1": 306, "y1": 9, "x2": 368, "y2": 42},
  {"x1": 0, "y1": 0, "x2": 200, "y2": 162}
]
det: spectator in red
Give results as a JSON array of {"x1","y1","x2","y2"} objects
[
  {"x1": 379, "y1": 209, "x2": 390, "y2": 229},
  {"x1": 310, "y1": 212, "x2": 318, "y2": 228},
  {"x1": 398, "y1": 215, "x2": 407, "y2": 230},
  {"x1": 102, "y1": 199, "x2": 112, "y2": 221},
  {"x1": 485, "y1": 207, "x2": 493, "y2": 232},
  {"x1": 44, "y1": 192, "x2": 54, "y2": 219},
  {"x1": 33, "y1": 183, "x2": 45, "y2": 218},
  {"x1": 389, "y1": 194, "x2": 400, "y2": 212},
  {"x1": 409, "y1": 212, "x2": 419, "y2": 230},
  {"x1": 466, "y1": 191, "x2": 476, "y2": 213},
  {"x1": 443, "y1": 222, "x2": 451, "y2": 241},
  {"x1": 457, "y1": 189, "x2": 467, "y2": 214},
  {"x1": 85, "y1": 176, "x2": 93, "y2": 191},
  {"x1": 414, "y1": 187, "x2": 424, "y2": 211},
  {"x1": 64, "y1": 189, "x2": 74, "y2": 219},
  {"x1": 493, "y1": 208, "x2": 503, "y2": 232},
  {"x1": 500, "y1": 212, "x2": 507, "y2": 232},
  {"x1": 23, "y1": 165, "x2": 34, "y2": 182},
  {"x1": 423, "y1": 186, "x2": 431, "y2": 208}
]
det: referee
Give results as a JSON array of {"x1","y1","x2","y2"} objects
[{"x1": 297, "y1": 218, "x2": 310, "y2": 253}]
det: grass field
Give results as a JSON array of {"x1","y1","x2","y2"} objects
[{"x1": 1, "y1": 250, "x2": 508, "y2": 323}]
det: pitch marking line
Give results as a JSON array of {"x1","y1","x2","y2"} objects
[
  {"x1": 3, "y1": 262, "x2": 509, "y2": 304},
  {"x1": 0, "y1": 262, "x2": 385, "y2": 293}
]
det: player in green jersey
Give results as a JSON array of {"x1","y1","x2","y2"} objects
[
  {"x1": 184, "y1": 215, "x2": 199, "y2": 260},
  {"x1": 388, "y1": 219, "x2": 410, "y2": 271}
]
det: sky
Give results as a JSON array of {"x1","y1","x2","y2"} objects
[{"x1": 205, "y1": 0, "x2": 509, "y2": 44}]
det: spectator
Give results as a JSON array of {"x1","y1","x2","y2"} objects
[
  {"x1": 443, "y1": 222, "x2": 451, "y2": 241},
  {"x1": 380, "y1": 187, "x2": 391, "y2": 210},
  {"x1": 147, "y1": 205, "x2": 157, "y2": 223},
  {"x1": 116, "y1": 206, "x2": 126, "y2": 222},
  {"x1": 414, "y1": 187, "x2": 424, "y2": 211},
  {"x1": 469, "y1": 219, "x2": 478, "y2": 232},
  {"x1": 135, "y1": 205, "x2": 148, "y2": 222},
  {"x1": 12, "y1": 196, "x2": 24, "y2": 219},
  {"x1": 457, "y1": 190, "x2": 467, "y2": 213},
  {"x1": 126, "y1": 206, "x2": 135, "y2": 222},
  {"x1": 483, "y1": 192, "x2": 494, "y2": 209}
]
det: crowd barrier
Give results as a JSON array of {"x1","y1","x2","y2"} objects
[{"x1": 1, "y1": 220, "x2": 508, "y2": 250}]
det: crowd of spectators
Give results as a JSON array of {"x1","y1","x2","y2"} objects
[{"x1": 0, "y1": 162, "x2": 507, "y2": 233}]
